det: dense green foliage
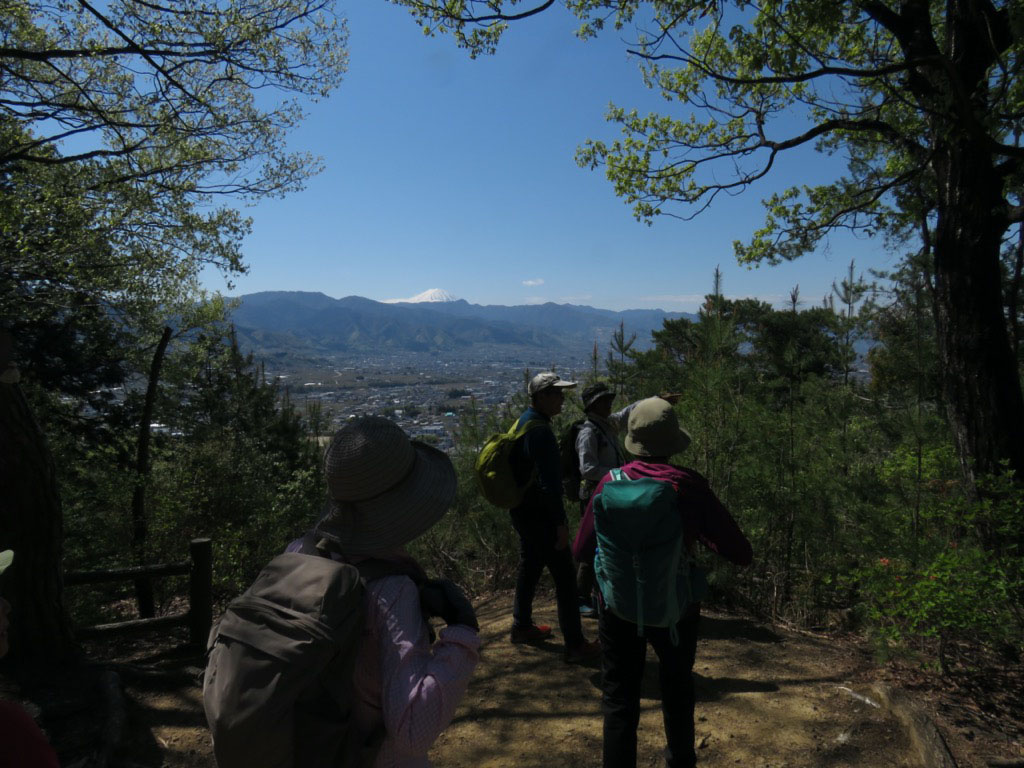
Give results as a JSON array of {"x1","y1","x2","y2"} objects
[
  {"x1": 0, "y1": 0, "x2": 346, "y2": 658},
  {"x1": 53, "y1": 327, "x2": 324, "y2": 624},
  {"x1": 858, "y1": 465, "x2": 1023, "y2": 672},
  {"x1": 1, "y1": 0, "x2": 345, "y2": 193}
]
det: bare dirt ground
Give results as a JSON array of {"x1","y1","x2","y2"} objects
[
  {"x1": 19, "y1": 591, "x2": 1024, "y2": 768},
  {"x1": 432, "y1": 593, "x2": 916, "y2": 768}
]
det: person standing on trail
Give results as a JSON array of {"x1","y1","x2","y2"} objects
[
  {"x1": 508, "y1": 372, "x2": 601, "y2": 663},
  {"x1": 573, "y1": 384, "x2": 676, "y2": 617},
  {"x1": 573, "y1": 397, "x2": 752, "y2": 768},
  {"x1": 287, "y1": 416, "x2": 481, "y2": 768}
]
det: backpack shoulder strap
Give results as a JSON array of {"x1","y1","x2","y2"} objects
[
  {"x1": 299, "y1": 537, "x2": 427, "y2": 586},
  {"x1": 511, "y1": 418, "x2": 545, "y2": 439},
  {"x1": 352, "y1": 558, "x2": 436, "y2": 644},
  {"x1": 585, "y1": 416, "x2": 613, "y2": 448},
  {"x1": 353, "y1": 558, "x2": 425, "y2": 586}
]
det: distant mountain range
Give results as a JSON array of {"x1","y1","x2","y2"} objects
[{"x1": 227, "y1": 291, "x2": 695, "y2": 365}]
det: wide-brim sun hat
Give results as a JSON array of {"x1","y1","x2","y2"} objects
[
  {"x1": 624, "y1": 397, "x2": 692, "y2": 458},
  {"x1": 314, "y1": 416, "x2": 456, "y2": 555}
]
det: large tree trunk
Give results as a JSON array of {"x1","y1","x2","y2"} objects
[
  {"x1": 0, "y1": 373, "x2": 78, "y2": 667},
  {"x1": 132, "y1": 326, "x2": 173, "y2": 618},
  {"x1": 932, "y1": 140, "x2": 1024, "y2": 494},
  {"x1": 918, "y1": 0, "x2": 1024, "y2": 495}
]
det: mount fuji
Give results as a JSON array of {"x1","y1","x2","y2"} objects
[{"x1": 383, "y1": 288, "x2": 458, "y2": 304}]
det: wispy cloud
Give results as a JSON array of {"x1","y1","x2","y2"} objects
[
  {"x1": 522, "y1": 278, "x2": 545, "y2": 287},
  {"x1": 559, "y1": 294, "x2": 593, "y2": 304}
]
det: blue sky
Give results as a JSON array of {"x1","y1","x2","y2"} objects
[{"x1": 201, "y1": 1, "x2": 897, "y2": 313}]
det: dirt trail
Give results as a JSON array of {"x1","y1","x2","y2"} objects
[
  {"x1": 101, "y1": 591, "x2": 929, "y2": 768},
  {"x1": 430, "y1": 593, "x2": 915, "y2": 768}
]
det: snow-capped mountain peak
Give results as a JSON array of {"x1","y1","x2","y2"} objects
[{"x1": 384, "y1": 288, "x2": 458, "y2": 304}]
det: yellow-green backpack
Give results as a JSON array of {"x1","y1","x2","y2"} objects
[{"x1": 474, "y1": 419, "x2": 544, "y2": 507}]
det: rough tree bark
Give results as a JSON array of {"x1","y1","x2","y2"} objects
[
  {"x1": 931, "y1": 143, "x2": 1024, "y2": 494},
  {"x1": 0, "y1": 359, "x2": 78, "y2": 667},
  {"x1": 132, "y1": 326, "x2": 173, "y2": 618},
  {"x1": 924, "y1": 0, "x2": 1024, "y2": 494}
]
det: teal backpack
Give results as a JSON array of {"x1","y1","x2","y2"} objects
[
  {"x1": 475, "y1": 418, "x2": 545, "y2": 507},
  {"x1": 593, "y1": 468, "x2": 707, "y2": 645}
]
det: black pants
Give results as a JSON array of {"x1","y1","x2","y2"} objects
[
  {"x1": 577, "y1": 561, "x2": 596, "y2": 603},
  {"x1": 576, "y1": 498, "x2": 597, "y2": 602},
  {"x1": 599, "y1": 604, "x2": 700, "y2": 768},
  {"x1": 510, "y1": 509, "x2": 584, "y2": 648}
]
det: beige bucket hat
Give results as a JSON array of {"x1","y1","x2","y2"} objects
[
  {"x1": 624, "y1": 397, "x2": 692, "y2": 458},
  {"x1": 314, "y1": 416, "x2": 456, "y2": 555}
]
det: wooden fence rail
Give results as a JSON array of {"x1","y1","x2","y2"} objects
[{"x1": 66, "y1": 537, "x2": 212, "y2": 647}]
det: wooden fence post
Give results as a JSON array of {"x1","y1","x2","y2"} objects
[{"x1": 189, "y1": 538, "x2": 213, "y2": 647}]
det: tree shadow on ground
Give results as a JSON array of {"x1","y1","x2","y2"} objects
[
  {"x1": 119, "y1": 698, "x2": 179, "y2": 768},
  {"x1": 66, "y1": 635, "x2": 210, "y2": 768},
  {"x1": 584, "y1": 668, "x2": 780, "y2": 702},
  {"x1": 17, "y1": 662, "x2": 179, "y2": 768},
  {"x1": 118, "y1": 654, "x2": 212, "y2": 768},
  {"x1": 699, "y1": 615, "x2": 782, "y2": 643}
]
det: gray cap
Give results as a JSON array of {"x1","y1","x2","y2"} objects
[{"x1": 528, "y1": 372, "x2": 577, "y2": 396}]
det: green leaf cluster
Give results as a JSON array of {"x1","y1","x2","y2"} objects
[{"x1": 857, "y1": 468, "x2": 1023, "y2": 671}]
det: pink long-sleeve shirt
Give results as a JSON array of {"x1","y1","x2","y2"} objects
[{"x1": 353, "y1": 574, "x2": 480, "y2": 768}]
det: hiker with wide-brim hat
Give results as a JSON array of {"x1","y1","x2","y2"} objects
[
  {"x1": 0, "y1": 550, "x2": 61, "y2": 767},
  {"x1": 288, "y1": 416, "x2": 480, "y2": 768},
  {"x1": 572, "y1": 397, "x2": 753, "y2": 768},
  {"x1": 313, "y1": 414, "x2": 458, "y2": 555},
  {"x1": 573, "y1": 385, "x2": 673, "y2": 619}
]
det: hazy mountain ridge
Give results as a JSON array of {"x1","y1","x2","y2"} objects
[{"x1": 228, "y1": 291, "x2": 694, "y2": 363}]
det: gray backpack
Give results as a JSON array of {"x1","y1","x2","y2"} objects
[{"x1": 203, "y1": 548, "x2": 417, "y2": 768}]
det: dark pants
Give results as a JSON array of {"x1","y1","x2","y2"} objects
[
  {"x1": 577, "y1": 561, "x2": 596, "y2": 603},
  {"x1": 599, "y1": 604, "x2": 700, "y2": 768},
  {"x1": 510, "y1": 509, "x2": 585, "y2": 648},
  {"x1": 576, "y1": 498, "x2": 597, "y2": 603}
]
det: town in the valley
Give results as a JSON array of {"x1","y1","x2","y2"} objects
[{"x1": 275, "y1": 352, "x2": 591, "y2": 452}]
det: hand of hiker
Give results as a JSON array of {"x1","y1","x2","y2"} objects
[
  {"x1": 420, "y1": 579, "x2": 479, "y2": 632},
  {"x1": 554, "y1": 524, "x2": 569, "y2": 551}
]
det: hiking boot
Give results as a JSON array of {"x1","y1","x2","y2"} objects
[
  {"x1": 564, "y1": 639, "x2": 601, "y2": 664},
  {"x1": 510, "y1": 623, "x2": 553, "y2": 644}
]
